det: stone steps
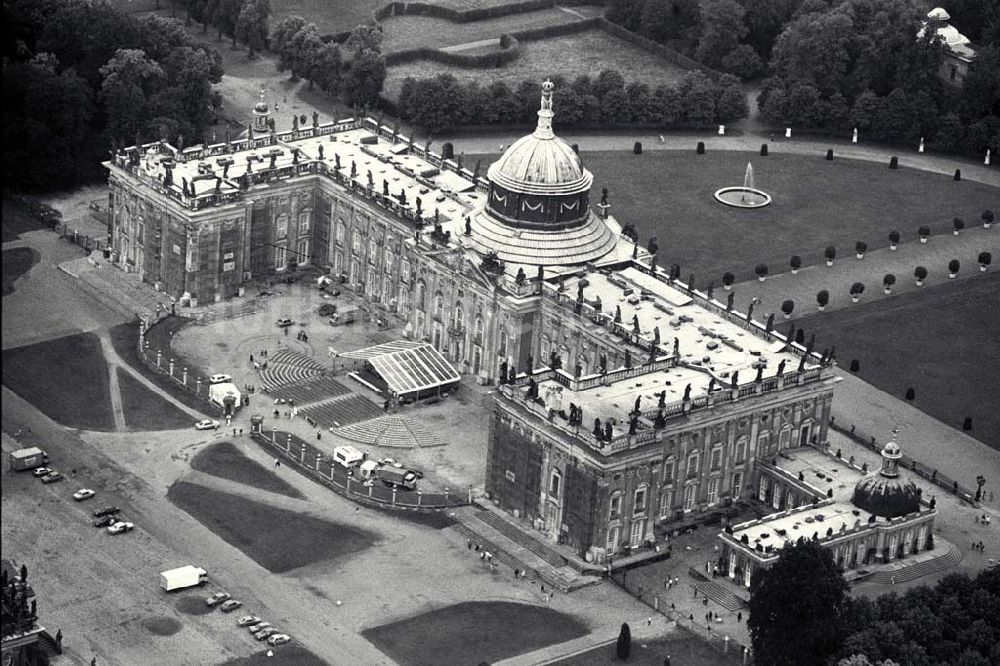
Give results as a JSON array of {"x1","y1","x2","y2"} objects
[
  {"x1": 475, "y1": 509, "x2": 569, "y2": 567},
  {"x1": 864, "y1": 544, "x2": 963, "y2": 585},
  {"x1": 687, "y1": 570, "x2": 748, "y2": 612}
]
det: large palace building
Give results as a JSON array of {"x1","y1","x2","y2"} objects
[{"x1": 107, "y1": 83, "x2": 840, "y2": 562}]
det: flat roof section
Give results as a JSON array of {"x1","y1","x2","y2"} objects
[{"x1": 363, "y1": 343, "x2": 461, "y2": 398}]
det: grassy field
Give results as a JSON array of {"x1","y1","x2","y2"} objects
[
  {"x1": 110, "y1": 320, "x2": 214, "y2": 415},
  {"x1": 167, "y1": 481, "x2": 377, "y2": 572},
  {"x1": 550, "y1": 634, "x2": 742, "y2": 666},
  {"x1": 362, "y1": 600, "x2": 589, "y2": 665},
  {"x1": 2, "y1": 248, "x2": 39, "y2": 297},
  {"x1": 466, "y1": 150, "x2": 999, "y2": 283},
  {"x1": 384, "y1": 28, "x2": 691, "y2": 101},
  {"x1": 117, "y1": 367, "x2": 196, "y2": 430},
  {"x1": 783, "y1": 272, "x2": 1000, "y2": 447},
  {"x1": 2, "y1": 332, "x2": 114, "y2": 431},
  {"x1": 191, "y1": 441, "x2": 305, "y2": 499},
  {"x1": 381, "y1": 5, "x2": 604, "y2": 52},
  {"x1": 2, "y1": 201, "x2": 47, "y2": 242}
]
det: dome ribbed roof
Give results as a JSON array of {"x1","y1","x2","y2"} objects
[
  {"x1": 487, "y1": 80, "x2": 593, "y2": 196},
  {"x1": 852, "y1": 476, "x2": 921, "y2": 519}
]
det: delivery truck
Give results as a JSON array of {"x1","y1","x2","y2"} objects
[
  {"x1": 9, "y1": 447, "x2": 49, "y2": 471},
  {"x1": 160, "y1": 566, "x2": 208, "y2": 591},
  {"x1": 378, "y1": 466, "x2": 418, "y2": 490}
]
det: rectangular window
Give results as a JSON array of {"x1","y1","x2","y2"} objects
[
  {"x1": 298, "y1": 211, "x2": 310, "y2": 235},
  {"x1": 736, "y1": 440, "x2": 747, "y2": 462},
  {"x1": 610, "y1": 495, "x2": 621, "y2": 519},
  {"x1": 633, "y1": 488, "x2": 646, "y2": 514},
  {"x1": 223, "y1": 251, "x2": 234, "y2": 261},
  {"x1": 549, "y1": 471, "x2": 560, "y2": 499},
  {"x1": 297, "y1": 239, "x2": 309, "y2": 264},
  {"x1": 276, "y1": 214, "x2": 288, "y2": 239},
  {"x1": 708, "y1": 478, "x2": 719, "y2": 505},
  {"x1": 664, "y1": 461, "x2": 674, "y2": 484},
  {"x1": 732, "y1": 472, "x2": 743, "y2": 498},
  {"x1": 352, "y1": 231, "x2": 361, "y2": 254},
  {"x1": 336, "y1": 221, "x2": 345, "y2": 244},
  {"x1": 683, "y1": 484, "x2": 696, "y2": 511},
  {"x1": 172, "y1": 243, "x2": 181, "y2": 255},
  {"x1": 222, "y1": 261, "x2": 235, "y2": 272},
  {"x1": 607, "y1": 526, "x2": 619, "y2": 552},
  {"x1": 686, "y1": 455, "x2": 699, "y2": 478},
  {"x1": 400, "y1": 258, "x2": 410, "y2": 282},
  {"x1": 334, "y1": 251, "x2": 343, "y2": 273},
  {"x1": 659, "y1": 489, "x2": 673, "y2": 518},
  {"x1": 779, "y1": 428, "x2": 791, "y2": 450},
  {"x1": 710, "y1": 447, "x2": 722, "y2": 470},
  {"x1": 384, "y1": 249, "x2": 394, "y2": 273},
  {"x1": 274, "y1": 246, "x2": 286, "y2": 269},
  {"x1": 630, "y1": 518, "x2": 644, "y2": 547},
  {"x1": 758, "y1": 432, "x2": 771, "y2": 454}
]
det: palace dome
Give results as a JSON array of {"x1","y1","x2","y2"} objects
[
  {"x1": 488, "y1": 127, "x2": 592, "y2": 196},
  {"x1": 852, "y1": 436, "x2": 921, "y2": 519},
  {"x1": 469, "y1": 80, "x2": 616, "y2": 267}
]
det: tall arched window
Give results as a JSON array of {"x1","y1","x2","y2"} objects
[
  {"x1": 276, "y1": 213, "x2": 289, "y2": 239},
  {"x1": 474, "y1": 316, "x2": 484, "y2": 345},
  {"x1": 399, "y1": 288, "x2": 409, "y2": 314},
  {"x1": 498, "y1": 328, "x2": 508, "y2": 359},
  {"x1": 539, "y1": 334, "x2": 551, "y2": 363},
  {"x1": 454, "y1": 306, "x2": 464, "y2": 332},
  {"x1": 434, "y1": 292, "x2": 444, "y2": 320},
  {"x1": 298, "y1": 209, "x2": 311, "y2": 234},
  {"x1": 415, "y1": 281, "x2": 426, "y2": 310}
]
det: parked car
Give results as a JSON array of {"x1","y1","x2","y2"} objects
[
  {"x1": 205, "y1": 592, "x2": 231, "y2": 607},
  {"x1": 220, "y1": 599, "x2": 242, "y2": 613},
  {"x1": 254, "y1": 627, "x2": 280, "y2": 641},
  {"x1": 276, "y1": 318, "x2": 294, "y2": 327},
  {"x1": 208, "y1": 374, "x2": 232, "y2": 384},
  {"x1": 107, "y1": 521, "x2": 134, "y2": 534},
  {"x1": 73, "y1": 489, "x2": 96, "y2": 501},
  {"x1": 236, "y1": 615, "x2": 261, "y2": 627},
  {"x1": 32, "y1": 467, "x2": 53, "y2": 478},
  {"x1": 92, "y1": 506, "x2": 120, "y2": 517},
  {"x1": 267, "y1": 634, "x2": 291, "y2": 646},
  {"x1": 194, "y1": 419, "x2": 220, "y2": 431},
  {"x1": 247, "y1": 622, "x2": 272, "y2": 633},
  {"x1": 409, "y1": 469, "x2": 425, "y2": 480},
  {"x1": 317, "y1": 303, "x2": 337, "y2": 317},
  {"x1": 41, "y1": 472, "x2": 64, "y2": 484},
  {"x1": 378, "y1": 458, "x2": 403, "y2": 468},
  {"x1": 93, "y1": 515, "x2": 118, "y2": 528},
  {"x1": 259, "y1": 288, "x2": 275, "y2": 297}
]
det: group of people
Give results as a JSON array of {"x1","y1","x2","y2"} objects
[{"x1": 976, "y1": 513, "x2": 992, "y2": 525}]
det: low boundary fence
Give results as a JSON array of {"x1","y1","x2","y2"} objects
[
  {"x1": 250, "y1": 429, "x2": 471, "y2": 512},
  {"x1": 10, "y1": 195, "x2": 110, "y2": 253}
]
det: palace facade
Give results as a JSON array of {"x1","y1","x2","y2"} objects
[{"x1": 108, "y1": 84, "x2": 843, "y2": 561}]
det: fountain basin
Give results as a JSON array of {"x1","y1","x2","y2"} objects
[{"x1": 714, "y1": 187, "x2": 772, "y2": 208}]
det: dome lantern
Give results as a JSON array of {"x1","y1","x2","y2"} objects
[{"x1": 852, "y1": 428, "x2": 921, "y2": 519}]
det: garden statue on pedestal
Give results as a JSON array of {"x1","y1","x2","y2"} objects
[
  {"x1": 526, "y1": 355, "x2": 533, "y2": 374},
  {"x1": 731, "y1": 372, "x2": 739, "y2": 389},
  {"x1": 292, "y1": 115, "x2": 299, "y2": 131},
  {"x1": 313, "y1": 111, "x2": 319, "y2": 128},
  {"x1": 515, "y1": 268, "x2": 526, "y2": 286},
  {"x1": 708, "y1": 377, "x2": 716, "y2": 392},
  {"x1": 318, "y1": 145, "x2": 324, "y2": 160},
  {"x1": 351, "y1": 160, "x2": 357, "y2": 177},
  {"x1": 727, "y1": 292, "x2": 735, "y2": 311},
  {"x1": 599, "y1": 353, "x2": 607, "y2": 374},
  {"x1": 658, "y1": 390, "x2": 667, "y2": 408},
  {"x1": 383, "y1": 180, "x2": 389, "y2": 196},
  {"x1": 683, "y1": 384, "x2": 691, "y2": 401},
  {"x1": 575, "y1": 362, "x2": 582, "y2": 379},
  {"x1": 673, "y1": 337, "x2": 679, "y2": 355}
]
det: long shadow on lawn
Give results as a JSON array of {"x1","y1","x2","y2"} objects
[
  {"x1": 2, "y1": 248, "x2": 40, "y2": 296},
  {"x1": 2, "y1": 332, "x2": 114, "y2": 431},
  {"x1": 547, "y1": 634, "x2": 742, "y2": 666},
  {"x1": 117, "y1": 367, "x2": 195, "y2": 431},
  {"x1": 191, "y1": 441, "x2": 305, "y2": 500},
  {"x1": 167, "y1": 481, "x2": 376, "y2": 573},
  {"x1": 362, "y1": 600, "x2": 589, "y2": 666},
  {"x1": 781, "y1": 271, "x2": 1000, "y2": 448}
]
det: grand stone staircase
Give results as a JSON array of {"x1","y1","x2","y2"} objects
[
  {"x1": 688, "y1": 568, "x2": 749, "y2": 612},
  {"x1": 474, "y1": 509, "x2": 569, "y2": 567},
  {"x1": 861, "y1": 543, "x2": 964, "y2": 585}
]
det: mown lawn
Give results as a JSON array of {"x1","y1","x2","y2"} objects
[
  {"x1": 549, "y1": 634, "x2": 742, "y2": 666},
  {"x1": 362, "y1": 600, "x2": 589, "y2": 666},
  {"x1": 190, "y1": 441, "x2": 305, "y2": 499},
  {"x1": 117, "y1": 368, "x2": 197, "y2": 431},
  {"x1": 384, "y1": 28, "x2": 691, "y2": 100},
  {"x1": 2, "y1": 332, "x2": 114, "y2": 431},
  {"x1": 381, "y1": 5, "x2": 604, "y2": 53},
  {"x1": 2, "y1": 248, "x2": 39, "y2": 297},
  {"x1": 783, "y1": 272, "x2": 1000, "y2": 447},
  {"x1": 466, "y1": 150, "x2": 999, "y2": 283}
]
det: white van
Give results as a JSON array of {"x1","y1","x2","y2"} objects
[{"x1": 333, "y1": 445, "x2": 363, "y2": 469}]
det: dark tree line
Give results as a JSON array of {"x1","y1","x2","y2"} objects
[
  {"x1": 758, "y1": 0, "x2": 1000, "y2": 155},
  {"x1": 271, "y1": 18, "x2": 386, "y2": 108},
  {"x1": 3, "y1": 0, "x2": 223, "y2": 191},
  {"x1": 396, "y1": 70, "x2": 749, "y2": 133},
  {"x1": 606, "y1": 0, "x2": 810, "y2": 79},
  {"x1": 748, "y1": 538, "x2": 1000, "y2": 666},
  {"x1": 183, "y1": 0, "x2": 270, "y2": 58}
]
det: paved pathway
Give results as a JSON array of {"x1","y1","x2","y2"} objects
[
  {"x1": 726, "y1": 225, "x2": 999, "y2": 324},
  {"x1": 441, "y1": 38, "x2": 501, "y2": 53}
]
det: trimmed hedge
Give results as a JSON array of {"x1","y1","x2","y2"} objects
[
  {"x1": 385, "y1": 37, "x2": 522, "y2": 68},
  {"x1": 374, "y1": 0, "x2": 587, "y2": 24},
  {"x1": 597, "y1": 18, "x2": 722, "y2": 82}
]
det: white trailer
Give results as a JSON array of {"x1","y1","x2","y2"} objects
[
  {"x1": 9, "y1": 447, "x2": 49, "y2": 471},
  {"x1": 160, "y1": 566, "x2": 208, "y2": 591},
  {"x1": 208, "y1": 382, "x2": 241, "y2": 415}
]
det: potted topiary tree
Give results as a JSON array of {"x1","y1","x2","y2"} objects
[
  {"x1": 948, "y1": 258, "x2": 960, "y2": 278},
  {"x1": 888, "y1": 230, "x2": 900, "y2": 250},
  {"x1": 914, "y1": 265, "x2": 928, "y2": 286},
  {"x1": 723, "y1": 272, "x2": 734, "y2": 291},
  {"x1": 849, "y1": 282, "x2": 865, "y2": 302},
  {"x1": 824, "y1": 245, "x2": 836, "y2": 266},
  {"x1": 755, "y1": 264, "x2": 769, "y2": 282},
  {"x1": 918, "y1": 224, "x2": 931, "y2": 243},
  {"x1": 790, "y1": 255, "x2": 802, "y2": 274},
  {"x1": 816, "y1": 290, "x2": 829, "y2": 311},
  {"x1": 953, "y1": 217, "x2": 964, "y2": 235},
  {"x1": 979, "y1": 251, "x2": 992, "y2": 271},
  {"x1": 855, "y1": 241, "x2": 867, "y2": 259},
  {"x1": 882, "y1": 273, "x2": 896, "y2": 294},
  {"x1": 781, "y1": 299, "x2": 794, "y2": 319},
  {"x1": 983, "y1": 210, "x2": 994, "y2": 229}
]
